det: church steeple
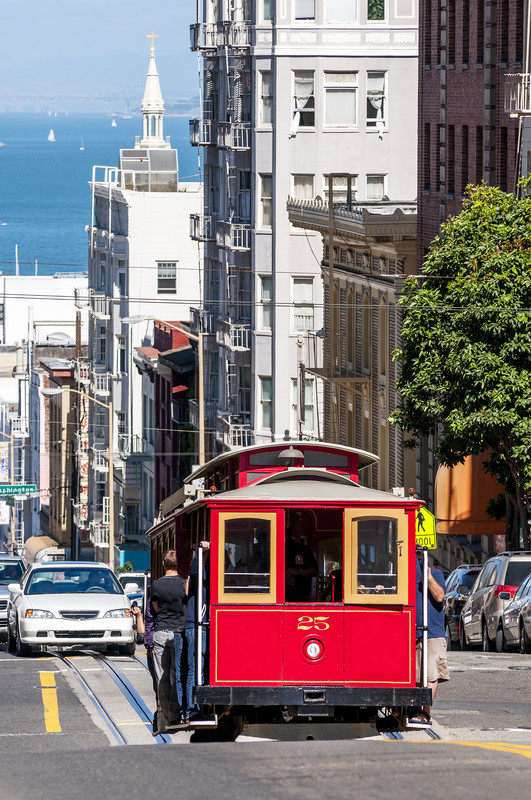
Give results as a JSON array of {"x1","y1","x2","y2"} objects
[{"x1": 138, "y1": 31, "x2": 170, "y2": 149}]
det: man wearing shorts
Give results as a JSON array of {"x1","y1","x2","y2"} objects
[{"x1": 409, "y1": 558, "x2": 449, "y2": 728}]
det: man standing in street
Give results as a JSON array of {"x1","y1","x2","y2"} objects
[
  {"x1": 150, "y1": 550, "x2": 187, "y2": 733},
  {"x1": 409, "y1": 557, "x2": 449, "y2": 728},
  {"x1": 184, "y1": 540, "x2": 210, "y2": 722}
]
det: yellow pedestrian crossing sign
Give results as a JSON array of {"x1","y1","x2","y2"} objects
[{"x1": 416, "y1": 507, "x2": 437, "y2": 549}]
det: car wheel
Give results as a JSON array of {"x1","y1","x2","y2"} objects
[
  {"x1": 519, "y1": 622, "x2": 531, "y2": 654},
  {"x1": 459, "y1": 618, "x2": 469, "y2": 650},
  {"x1": 481, "y1": 620, "x2": 494, "y2": 652},
  {"x1": 117, "y1": 641, "x2": 136, "y2": 657},
  {"x1": 445, "y1": 620, "x2": 453, "y2": 651},
  {"x1": 495, "y1": 625, "x2": 506, "y2": 653},
  {"x1": 7, "y1": 625, "x2": 16, "y2": 653},
  {"x1": 15, "y1": 625, "x2": 32, "y2": 658}
]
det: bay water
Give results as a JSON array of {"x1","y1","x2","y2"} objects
[{"x1": 0, "y1": 113, "x2": 198, "y2": 276}]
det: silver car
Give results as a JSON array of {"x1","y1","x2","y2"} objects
[
  {"x1": 500, "y1": 573, "x2": 531, "y2": 653},
  {"x1": 460, "y1": 552, "x2": 531, "y2": 652},
  {"x1": 0, "y1": 555, "x2": 26, "y2": 642},
  {"x1": 7, "y1": 562, "x2": 134, "y2": 656}
]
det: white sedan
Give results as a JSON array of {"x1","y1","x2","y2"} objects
[{"x1": 7, "y1": 562, "x2": 135, "y2": 657}]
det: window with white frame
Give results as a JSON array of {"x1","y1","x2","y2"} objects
[
  {"x1": 292, "y1": 174, "x2": 315, "y2": 200},
  {"x1": 367, "y1": 0, "x2": 386, "y2": 21},
  {"x1": 295, "y1": 0, "x2": 315, "y2": 19},
  {"x1": 292, "y1": 71, "x2": 315, "y2": 131},
  {"x1": 259, "y1": 71, "x2": 273, "y2": 126},
  {"x1": 291, "y1": 378, "x2": 315, "y2": 435},
  {"x1": 259, "y1": 276, "x2": 273, "y2": 329},
  {"x1": 293, "y1": 278, "x2": 314, "y2": 331},
  {"x1": 261, "y1": 0, "x2": 274, "y2": 22},
  {"x1": 238, "y1": 170, "x2": 251, "y2": 220},
  {"x1": 260, "y1": 174, "x2": 273, "y2": 227},
  {"x1": 326, "y1": 0, "x2": 358, "y2": 21},
  {"x1": 260, "y1": 377, "x2": 273, "y2": 429},
  {"x1": 323, "y1": 174, "x2": 358, "y2": 203},
  {"x1": 366, "y1": 71, "x2": 386, "y2": 127},
  {"x1": 98, "y1": 325, "x2": 106, "y2": 363},
  {"x1": 366, "y1": 174, "x2": 386, "y2": 200},
  {"x1": 157, "y1": 262, "x2": 177, "y2": 294},
  {"x1": 324, "y1": 72, "x2": 358, "y2": 127}
]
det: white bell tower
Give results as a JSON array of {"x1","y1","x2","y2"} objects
[{"x1": 138, "y1": 30, "x2": 170, "y2": 149}]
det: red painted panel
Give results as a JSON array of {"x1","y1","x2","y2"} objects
[
  {"x1": 344, "y1": 608, "x2": 414, "y2": 686},
  {"x1": 212, "y1": 607, "x2": 284, "y2": 684},
  {"x1": 281, "y1": 608, "x2": 345, "y2": 684}
]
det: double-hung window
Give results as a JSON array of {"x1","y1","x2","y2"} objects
[
  {"x1": 259, "y1": 276, "x2": 272, "y2": 329},
  {"x1": 366, "y1": 71, "x2": 386, "y2": 128},
  {"x1": 292, "y1": 71, "x2": 315, "y2": 131},
  {"x1": 326, "y1": 0, "x2": 358, "y2": 21},
  {"x1": 291, "y1": 378, "x2": 315, "y2": 435},
  {"x1": 261, "y1": 0, "x2": 274, "y2": 21},
  {"x1": 260, "y1": 377, "x2": 272, "y2": 429},
  {"x1": 295, "y1": 0, "x2": 315, "y2": 20},
  {"x1": 323, "y1": 174, "x2": 358, "y2": 203},
  {"x1": 259, "y1": 71, "x2": 273, "y2": 126},
  {"x1": 157, "y1": 262, "x2": 177, "y2": 295},
  {"x1": 292, "y1": 174, "x2": 315, "y2": 200},
  {"x1": 260, "y1": 175, "x2": 273, "y2": 227},
  {"x1": 293, "y1": 278, "x2": 314, "y2": 331},
  {"x1": 366, "y1": 174, "x2": 386, "y2": 200},
  {"x1": 324, "y1": 72, "x2": 358, "y2": 128}
]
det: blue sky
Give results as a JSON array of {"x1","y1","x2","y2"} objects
[{"x1": 1, "y1": 0, "x2": 198, "y2": 101}]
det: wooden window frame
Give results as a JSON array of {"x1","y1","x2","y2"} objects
[
  {"x1": 217, "y1": 512, "x2": 277, "y2": 604},
  {"x1": 343, "y1": 508, "x2": 409, "y2": 605}
]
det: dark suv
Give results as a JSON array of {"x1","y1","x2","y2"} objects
[
  {"x1": 460, "y1": 552, "x2": 531, "y2": 652},
  {"x1": 443, "y1": 564, "x2": 482, "y2": 649}
]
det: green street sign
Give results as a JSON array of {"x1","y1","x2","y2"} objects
[
  {"x1": 0, "y1": 484, "x2": 37, "y2": 496},
  {"x1": 416, "y1": 507, "x2": 437, "y2": 549}
]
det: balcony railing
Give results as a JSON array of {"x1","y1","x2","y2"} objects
[
  {"x1": 91, "y1": 373, "x2": 110, "y2": 395},
  {"x1": 92, "y1": 450, "x2": 109, "y2": 472},
  {"x1": 191, "y1": 307, "x2": 216, "y2": 335},
  {"x1": 216, "y1": 415, "x2": 253, "y2": 449},
  {"x1": 74, "y1": 287, "x2": 89, "y2": 308},
  {"x1": 117, "y1": 434, "x2": 144, "y2": 458},
  {"x1": 216, "y1": 319, "x2": 251, "y2": 350},
  {"x1": 217, "y1": 122, "x2": 251, "y2": 150},
  {"x1": 189, "y1": 399, "x2": 200, "y2": 430},
  {"x1": 220, "y1": 20, "x2": 251, "y2": 49},
  {"x1": 91, "y1": 293, "x2": 110, "y2": 319},
  {"x1": 90, "y1": 521, "x2": 109, "y2": 547},
  {"x1": 75, "y1": 431, "x2": 89, "y2": 454},
  {"x1": 505, "y1": 73, "x2": 531, "y2": 115},
  {"x1": 73, "y1": 503, "x2": 89, "y2": 530},
  {"x1": 189, "y1": 119, "x2": 215, "y2": 147},
  {"x1": 216, "y1": 220, "x2": 251, "y2": 251},
  {"x1": 190, "y1": 214, "x2": 215, "y2": 242},
  {"x1": 11, "y1": 417, "x2": 29, "y2": 438},
  {"x1": 190, "y1": 22, "x2": 217, "y2": 51}
]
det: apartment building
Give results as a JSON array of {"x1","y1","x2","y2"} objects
[
  {"x1": 190, "y1": 0, "x2": 418, "y2": 456},
  {"x1": 85, "y1": 42, "x2": 201, "y2": 565}
]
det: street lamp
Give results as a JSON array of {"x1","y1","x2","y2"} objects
[
  {"x1": 123, "y1": 316, "x2": 205, "y2": 466},
  {"x1": 41, "y1": 387, "x2": 115, "y2": 571}
]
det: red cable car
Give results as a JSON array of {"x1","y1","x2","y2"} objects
[{"x1": 148, "y1": 442, "x2": 430, "y2": 738}]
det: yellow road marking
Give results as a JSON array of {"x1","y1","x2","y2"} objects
[
  {"x1": 405, "y1": 739, "x2": 531, "y2": 760},
  {"x1": 39, "y1": 672, "x2": 61, "y2": 733}
]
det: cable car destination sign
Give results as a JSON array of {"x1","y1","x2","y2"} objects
[
  {"x1": 415, "y1": 507, "x2": 437, "y2": 549},
  {"x1": 0, "y1": 484, "x2": 36, "y2": 496}
]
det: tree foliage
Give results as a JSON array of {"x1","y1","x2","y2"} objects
[{"x1": 390, "y1": 184, "x2": 531, "y2": 546}]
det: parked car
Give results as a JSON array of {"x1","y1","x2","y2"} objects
[
  {"x1": 460, "y1": 551, "x2": 531, "y2": 652},
  {"x1": 7, "y1": 561, "x2": 134, "y2": 657},
  {"x1": 117, "y1": 571, "x2": 149, "y2": 596},
  {"x1": 500, "y1": 573, "x2": 531, "y2": 653},
  {"x1": 0, "y1": 555, "x2": 26, "y2": 642},
  {"x1": 443, "y1": 564, "x2": 481, "y2": 649}
]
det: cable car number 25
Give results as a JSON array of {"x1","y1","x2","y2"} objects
[{"x1": 297, "y1": 615, "x2": 330, "y2": 631}]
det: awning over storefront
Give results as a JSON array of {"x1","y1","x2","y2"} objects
[{"x1": 435, "y1": 453, "x2": 505, "y2": 536}]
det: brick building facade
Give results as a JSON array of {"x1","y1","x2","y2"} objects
[{"x1": 418, "y1": 0, "x2": 524, "y2": 261}]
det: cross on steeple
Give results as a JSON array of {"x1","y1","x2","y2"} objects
[{"x1": 147, "y1": 29, "x2": 159, "y2": 49}]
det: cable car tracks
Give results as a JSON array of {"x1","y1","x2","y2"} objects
[{"x1": 48, "y1": 650, "x2": 171, "y2": 746}]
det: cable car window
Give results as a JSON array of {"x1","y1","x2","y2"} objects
[
  {"x1": 344, "y1": 510, "x2": 408, "y2": 605},
  {"x1": 218, "y1": 513, "x2": 278, "y2": 604},
  {"x1": 303, "y1": 451, "x2": 349, "y2": 468},
  {"x1": 248, "y1": 451, "x2": 288, "y2": 466}
]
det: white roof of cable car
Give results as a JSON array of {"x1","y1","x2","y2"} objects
[
  {"x1": 211, "y1": 474, "x2": 408, "y2": 505},
  {"x1": 186, "y1": 441, "x2": 379, "y2": 484}
]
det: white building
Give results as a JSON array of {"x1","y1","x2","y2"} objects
[
  {"x1": 189, "y1": 0, "x2": 418, "y2": 455},
  {"x1": 85, "y1": 41, "x2": 201, "y2": 565}
]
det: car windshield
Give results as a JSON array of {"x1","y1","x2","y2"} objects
[
  {"x1": 461, "y1": 571, "x2": 479, "y2": 589},
  {"x1": 505, "y1": 562, "x2": 531, "y2": 587},
  {"x1": 26, "y1": 568, "x2": 123, "y2": 595},
  {"x1": 0, "y1": 560, "x2": 24, "y2": 585}
]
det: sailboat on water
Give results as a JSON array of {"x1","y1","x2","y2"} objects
[
  {"x1": 80, "y1": 138, "x2": 85, "y2": 151},
  {"x1": 48, "y1": 129, "x2": 56, "y2": 142},
  {"x1": 111, "y1": 118, "x2": 117, "y2": 127}
]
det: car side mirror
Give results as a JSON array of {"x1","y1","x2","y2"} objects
[
  {"x1": 7, "y1": 583, "x2": 22, "y2": 594},
  {"x1": 498, "y1": 591, "x2": 511, "y2": 600},
  {"x1": 457, "y1": 584, "x2": 470, "y2": 596},
  {"x1": 124, "y1": 582, "x2": 140, "y2": 593}
]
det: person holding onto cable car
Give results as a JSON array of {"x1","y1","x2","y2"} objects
[
  {"x1": 184, "y1": 540, "x2": 210, "y2": 723},
  {"x1": 150, "y1": 550, "x2": 187, "y2": 733},
  {"x1": 409, "y1": 558, "x2": 449, "y2": 728},
  {"x1": 285, "y1": 527, "x2": 318, "y2": 602}
]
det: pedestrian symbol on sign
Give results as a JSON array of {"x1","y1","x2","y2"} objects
[{"x1": 415, "y1": 507, "x2": 437, "y2": 549}]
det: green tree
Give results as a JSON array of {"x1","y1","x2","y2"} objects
[{"x1": 390, "y1": 184, "x2": 531, "y2": 548}]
